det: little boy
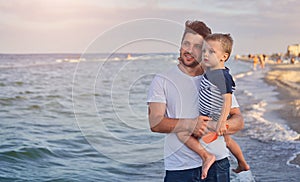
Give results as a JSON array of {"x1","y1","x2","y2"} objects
[{"x1": 177, "y1": 33, "x2": 250, "y2": 179}]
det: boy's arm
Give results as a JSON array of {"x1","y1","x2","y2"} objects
[
  {"x1": 216, "y1": 93, "x2": 232, "y2": 135},
  {"x1": 148, "y1": 102, "x2": 210, "y2": 137}
]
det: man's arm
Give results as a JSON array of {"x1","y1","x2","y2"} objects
[
  {"x1": 148, "y1": 102, "x2": 210, "y2": 137},
  {"x1": 225, "y1": 107, "x2": 244, "y2": 135}
]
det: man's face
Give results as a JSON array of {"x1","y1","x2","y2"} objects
[{"x1": 180, "y1": 32, "x2": 204, "y2": 68}]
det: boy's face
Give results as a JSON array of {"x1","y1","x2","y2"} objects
[
  {"x1": 201, "y1": 40, "x2": 226, "y2": 70},
  {"x1": 179, "y1": 32, "x2": 204, "y2": 68}
]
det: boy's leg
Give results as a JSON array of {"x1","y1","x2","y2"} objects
[
  {"x1": 177, "y1": 132, "x2": 215, "y2": 179},
  {"x1": 224, "y1": 135, "x2": 250, "y2": 173}
]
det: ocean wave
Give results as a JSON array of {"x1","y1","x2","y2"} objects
[
  {"x1": 0, "y1": 147, "x2": 56, "y2": 161},
  {"x1": 0, "y1": 62, "x2": 61, "y2": 69},
  {"x1": 287, "y1": 152, "x2": 300, "y2": 169},
  {"x1": 244, "y1": 101, "x2": 300, "y2": 142},
  {"x1": 0, "y1": 96, "x2": 27, "y2": 106},
  {"x1": 75, "y1": 54, "x2": 176, "y2": 62},
  {"x1": 233, "y1": 70, "x2": 253, "y2": 79},
  {"x1": 28, "y1": 104, "x2": 41, "y2": 110}
]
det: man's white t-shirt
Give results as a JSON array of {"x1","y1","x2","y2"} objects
[{"x1": 147, "y1": 65, "x2": 239, "y2": 170}]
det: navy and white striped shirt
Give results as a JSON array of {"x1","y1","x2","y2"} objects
[{"x1": 199, "y1": 68, "x2": 235, "y2": 122}]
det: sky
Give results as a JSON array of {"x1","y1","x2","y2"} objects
[{"x1": 0, "y1": 0, "x2": 299, "y2": 55}]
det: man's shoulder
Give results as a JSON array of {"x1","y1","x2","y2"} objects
[{"x1": 154, "y1": 65, "x2": 179, "y2": 79}]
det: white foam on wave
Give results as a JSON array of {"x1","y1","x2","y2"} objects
[
  {"x1": 287, "y1": 151, "x2": 300, "y2": 169},
  {"x1": 241, "y1": 89, "x2": 253, "y2": 97},
  {"x1": 74, "y1": 53, "x2": 176, "y2": 62},
  {"x1": 233, "y1": 70, "x2": 253, "y2": 79},
  {"x1": 244, "y1": 101, "x2": 300, "y2": 142},
  {"x1": 55, "y1": 58, "x2": 86, "y2": 63},
  {"x1": 0, "y1": 62, "x2": 61, "y2": 68},
  {"x1": 233, "y1": 65, "x2": 300, "y2": 142}
]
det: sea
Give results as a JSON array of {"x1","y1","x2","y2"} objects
[{"x1": 0, "y1": 53, "x2": 299, "y2": 181}]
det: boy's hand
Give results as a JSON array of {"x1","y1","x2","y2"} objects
[{"x1": 216, "y1": 122, "x2": 228, "y2": 136}]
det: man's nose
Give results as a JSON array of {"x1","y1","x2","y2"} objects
[{"x1": 185, "y1": 45, "x2": 192, "y2": 53}]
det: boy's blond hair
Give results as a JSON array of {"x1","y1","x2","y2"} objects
[{"x1": 205, "y1": 33, "x2": 233, "y2": 62}]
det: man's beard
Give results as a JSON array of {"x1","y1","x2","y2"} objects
[{"x1": 178, "y1": 51, "x2": 200, "y2": 68}]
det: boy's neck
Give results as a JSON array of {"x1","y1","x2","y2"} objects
[{"x1": 207, "y1": 64, "x2": 225, "y2": 71}]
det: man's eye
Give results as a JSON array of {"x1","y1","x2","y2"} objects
[
  {"x1": 183, "y1": 42, "x2": 189, "y2": 46},
  {"x1": 195, "y1": 45, "x2": 201, "y2": 49}
]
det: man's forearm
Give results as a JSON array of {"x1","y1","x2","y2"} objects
[
  {"x1": 150, "y1": 117, "x2": 195, "y2": 134},
  {"x1": 225, "y1": 108, "x2": 244, "y2": 135},
  {"x1": 148, "y1": 103, "x2": 209, "y2": 137}
]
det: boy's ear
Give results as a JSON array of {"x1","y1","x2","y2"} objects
[{"x1": 221, "y1": 53, "x2": 229, "y2": 62}]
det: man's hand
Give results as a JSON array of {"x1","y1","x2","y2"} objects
[{"x1": 191, "y1": 115, "x2": 211, "y2": 138}]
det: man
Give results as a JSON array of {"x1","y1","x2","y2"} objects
[{"x1": 147, "y1": 20, "x2": 244, "y2": 182}]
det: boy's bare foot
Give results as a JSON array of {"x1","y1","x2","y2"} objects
[
  {"x1": 201, "y1": 154, "x2": 216, "y2": 179},
  {"x1": 232, "y1": 162, "x2": 250, "y2": 173}
]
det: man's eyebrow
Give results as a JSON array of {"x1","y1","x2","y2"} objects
[{"x1": 195, "y1": 43, "x2": 203, "y2": 47}]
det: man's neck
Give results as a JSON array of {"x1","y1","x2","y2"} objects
[{"x1": 178, "y1": 63, "x2": 204, "y2": 77}]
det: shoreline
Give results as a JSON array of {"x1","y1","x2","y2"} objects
[
  {"x1": 236, "y1": 59, "x2": 300, "y2": 134},
  {"x1": 263, "y1": 63, "x2": 300, "y2": 167},
  {"x1": 264, "y1": 63, "x2": 300, "y2": 134}
]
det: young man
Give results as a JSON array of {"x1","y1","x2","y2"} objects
[{"x1": 147, "y1": 21, "x2": 244, "y2": 182}]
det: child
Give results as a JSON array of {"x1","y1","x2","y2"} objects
[{"x1": 177, "y1": 33, "x2": 250, "y2": 179}]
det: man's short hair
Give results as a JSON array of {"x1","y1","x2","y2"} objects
[{"x1": 181, "y1": 20, "x2": 212, "y2": 43}]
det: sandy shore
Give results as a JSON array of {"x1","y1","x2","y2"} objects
[
  {"x1": 264, "y1": 63, "x2": 300, "y2": 166},
  {"x1": 264, "y1": 63, "x2": 300, "y2": 133}
]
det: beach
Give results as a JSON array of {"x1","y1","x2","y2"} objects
[
  {"x1": 264, "y1": 63, "x2": 300, "y2": 166},
  {"x1": 265, "y1": 63, "x2": 300, "y2": 134}
]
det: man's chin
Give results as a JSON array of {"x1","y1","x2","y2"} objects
[{"x1": 181, "y1": 59, "x2": 199, "y2": 68}]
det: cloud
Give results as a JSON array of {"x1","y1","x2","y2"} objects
[{"x1": 0, "y1": 0, "x2": 299, "y2": 54}]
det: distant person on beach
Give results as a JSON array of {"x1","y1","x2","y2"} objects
[
  {"x1": 148, "y1": 20, "x2": 244, "y2": 182},
  {"x1": 290, "y1": 57, "x2": 295, "y2": 64},
  {"x1": 259, "y1": 54, "x2": 265, "y2": 69},
  {"x1": 252, "y1": 55, "x2": 259, "y2": 70},
  {"x1": 276, "y1": 58, "x2": 282, "y2": 64},
  {"x1": 176, "y1": 33, "x2": 250, "y2": 179}
]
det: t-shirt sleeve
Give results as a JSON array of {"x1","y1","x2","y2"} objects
[
  {"x1": 231, "y1": 93, "x2": 239, "y2": 108},
  {"x1": 223, "y1": 73, "x2": 235, "y2": 94},
  {"x1": 147, "y1": 75, "x2": 166, "y2": 104},
  {"x1": 212, "y1": 71, "x2": 235, "y2": 94}
]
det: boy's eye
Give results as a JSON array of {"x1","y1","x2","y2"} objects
[{"x1": 209, "y1": 49, "x2": 215, "y2": 54}]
